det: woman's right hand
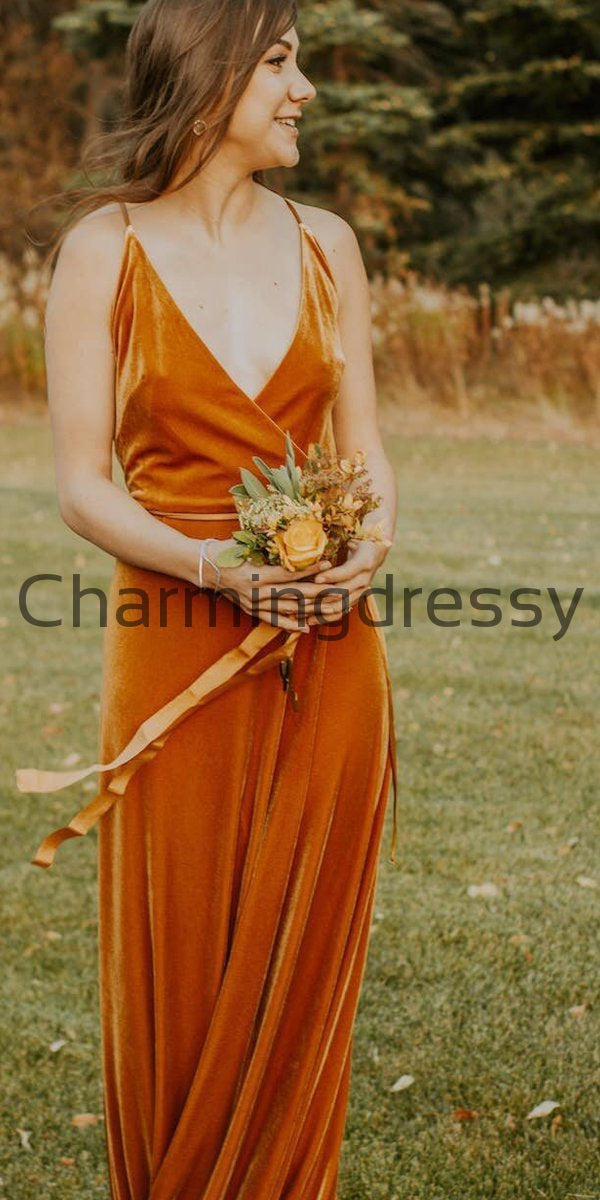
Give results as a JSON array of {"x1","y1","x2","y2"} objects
[{"x1": 203, "y1": 537, "x2": 332, "y2": 633}]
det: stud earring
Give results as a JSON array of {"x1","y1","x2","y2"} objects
[{"x1": 192, "y1": 118, "x2": 208, "y2": 136}]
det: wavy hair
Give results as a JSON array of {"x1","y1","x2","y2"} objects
[{"x1": 41, "y1": 0, "x2": 298, "y2": 270}]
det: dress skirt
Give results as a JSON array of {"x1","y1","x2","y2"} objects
[{"x1": 97, "y1": 544, "x2": 393, "y2": 1200}]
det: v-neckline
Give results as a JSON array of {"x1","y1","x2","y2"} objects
[{"x1": 125, "y1": 198, "x2": 307, "y2": 407}]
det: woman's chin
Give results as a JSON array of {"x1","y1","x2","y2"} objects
[{"x1": 259, "y1": 148, "x2": 300, "y2": 171}]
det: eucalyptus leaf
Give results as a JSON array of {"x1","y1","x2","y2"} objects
[
  {"x1": 285, "y1": 431, "x2": 295, "y2": 463},
  {"x1": 240, "y1": 468, "x2": 270, "y2": 499},
  {"x1": 229, "y1": 483, "x2": 248, "y2": 497},
  {"x1": 272, "y1": 467, "x2": 295, "y2": 499},
  {"x1": 214, "y1": 545, "x2": 247, "y2": 568},
  {"x1": 233, "y1": 530, "x2": 255, "y2": 544},
  {"x1": 290, "y1": 463, "x2": 303, "y2": 498},
  {"x1": 252, "y1": 456, "x2": 277, "y2": 484}
]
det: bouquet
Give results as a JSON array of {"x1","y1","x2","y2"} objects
[{"x1": 215, "y1": 431, "x2": 391, "y2": 572}]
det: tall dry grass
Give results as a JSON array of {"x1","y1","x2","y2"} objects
[
  {"x1": 2, "y1": 255, "x2": 600, "y2": 424},
  {"x1": 370, "y1": 273, "x2": 600, "y2": 422}
]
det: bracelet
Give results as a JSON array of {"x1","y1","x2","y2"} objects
[{"x1": 198, "y1": 538, "x2": 222, "y2": 594}]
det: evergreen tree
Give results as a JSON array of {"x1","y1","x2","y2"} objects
[
  {"x1": 291, "y1": 0, "x2": 444, "y2": 270},
  {"x1": 414, "y1": 0, "x2": 600, "y2": 293}
]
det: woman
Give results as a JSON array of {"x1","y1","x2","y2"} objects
[{"x1": 17, "y1": 0, "x2": 399, "y2": 1196}]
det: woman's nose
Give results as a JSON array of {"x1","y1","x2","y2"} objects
[{"x1": 291, "y1": 73, "x2": 317, "y2": 104}]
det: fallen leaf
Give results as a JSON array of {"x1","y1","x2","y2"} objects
[
  {"x1": 63, "y1": 752, "x2": 81, "y2": 767},
  {"x1": 550, "y1": 1113, "x2": 563, "y2": 1136},
  {"x1": 568, "y1": 1004, "x2": 587, "y2": 1018},
  {"x1": 576, "y1": 876, "x2": 597, "y2": 889},
  {"x1": 49, "y1": 1039, "x2": 66, "y2": 1053},
  {"x1": 16, "y1": 1128, "x2": 32, "y2": 1150},
  {"x1": 451, "y1": 1107, "x2": 478, "y2": 1122},
  {"x1": 526, "y1": 1099, "x2": 560, "y2": 1120},
  {"x1": 72, "y1": 1113, "x2": 102, "y2": 1128},
  {"x1": 468, "y1": 882, "x2": 500, "y2": 898},
  {"x1": 59, "y1": 1157, "x2": 76, "y2": 1166},
  {"x1": 390, "y1": 1074, "x2": 414, "y2": 1092}
]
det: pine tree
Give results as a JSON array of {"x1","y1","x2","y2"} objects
[
  {"x1": 414, "y1": 0, "x2": 600, "y2": 294},
  {"x1": 290, "y1": 0, "x2": 442, "y2": 270}
]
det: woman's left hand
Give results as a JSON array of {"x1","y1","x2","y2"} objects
[{"x1": 300, "y1": 537, "x2": 390, "y2": 625}]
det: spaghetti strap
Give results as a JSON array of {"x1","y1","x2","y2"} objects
[
  {"x1": 284, "y1": 195, "x2": 340, "y2": 294},
  {"x1": 283, "y1": 196, "x2": 304, "y2": 227},
  {"x1": 118, "y1": 200, "x2": 131, "y2": 229}
]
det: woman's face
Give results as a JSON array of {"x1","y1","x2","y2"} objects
[{"x1": 224, "y1": 25, "x2": 316, "y2": 171}]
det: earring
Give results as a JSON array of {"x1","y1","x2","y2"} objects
[{"x1": 192, "y1": 118, "x2": 208, "y2": 136}]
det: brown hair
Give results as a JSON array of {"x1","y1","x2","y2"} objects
[{"x1": 41, "y1": 0, "x2": 297, "y2": 271}]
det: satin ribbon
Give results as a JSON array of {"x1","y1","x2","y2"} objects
[{"x1": 16, "y1": 509, "x2": 398, "y2": 870}]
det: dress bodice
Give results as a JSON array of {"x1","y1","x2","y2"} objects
[{"x1": 110, "y1": 195, "x2": 347, "y2": 516}]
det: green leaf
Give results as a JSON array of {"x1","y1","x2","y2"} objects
[
  {"x1": 252, "y1": 456, "x2": 277, "y2": 484},
  {"x1": 290, "y1": 463, "x2": 303, "y2": 498},
  {"x1": 229, "y1": 483, "x2": 248, "y2": 497},
  {"x1": 232, "y1": 530, "x2": 255, "y2": 544},
  {"x1": 214, "y1": 544, "x2": 247, "y2": 568},
  {"x1": 240, "y1": 468, "x2": 270, "y2": 499},
  {"x1": 285, "y1": 431, "x2": 296, "y2": 477},
  {"x1": 271, "y1": 467, "x2": 296, "y2": 499}
]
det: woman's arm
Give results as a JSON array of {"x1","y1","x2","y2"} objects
[
  {"x1": 297, "y1": 211, "x2": 398, "y2": 608},
  {"x1": 44, "y1": 208, "x2": 212, "y2": 588},
  {"x1": 329, "y1": 216, "x2": 397, "y2": 546}
]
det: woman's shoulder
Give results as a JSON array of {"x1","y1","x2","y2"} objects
[
  {"x1": 57, "y1": 201, "x2": 127, "y2": 265},
  {"x1": 48, "y1": 202, "x2": 129, "y2": 316},
  {"x1": 287, "y1": 199, "x2": 363, "y2": 298},
  {"x1": 290, "y1": 199, "x2": 353, "y2": 243}
]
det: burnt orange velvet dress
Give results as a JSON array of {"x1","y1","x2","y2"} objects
[{"x1": 17, "y1": 195, "x2": 398, "y2": 1200}]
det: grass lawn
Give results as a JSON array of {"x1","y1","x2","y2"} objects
[{"x1": 0, "y1": 417, "x2": 598, "y2": 1199}]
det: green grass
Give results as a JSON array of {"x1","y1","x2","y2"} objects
[{"x1": 1, "y1": 421, "x2": 599, "y2": 1199}]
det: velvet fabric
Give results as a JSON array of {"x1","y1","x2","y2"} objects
[{"x1": 17, "y1": 196, "x2": 398, "y2": 1199}]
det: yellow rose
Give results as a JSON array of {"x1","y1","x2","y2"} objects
[{"x1": 274, "y1": 515, "x2": 328, "y2": 571}]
